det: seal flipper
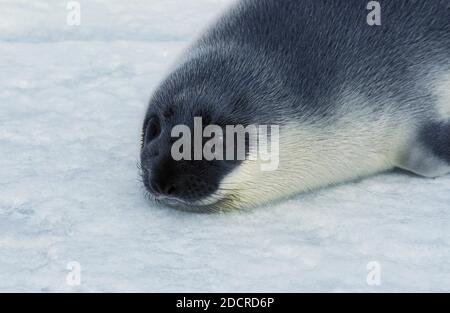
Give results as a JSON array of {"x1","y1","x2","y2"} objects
[{"x1": 399, "y1": 122, "x2": 450, "y2": 178}]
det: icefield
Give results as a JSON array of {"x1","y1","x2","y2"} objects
[{"x1": 1, "y1": 0, "x2": 449, "y2": 292}]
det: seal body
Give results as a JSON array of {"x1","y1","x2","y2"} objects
[{"x1": 141, "y1": 0, "x2": 450, "y2": 210}]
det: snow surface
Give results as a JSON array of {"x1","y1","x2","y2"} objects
[{"x1": 1, "y1": 0, "x2": 450, "y2": 293}]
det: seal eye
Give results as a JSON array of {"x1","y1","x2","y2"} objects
[{"x1": 144, "y1": 116, "x2": 161, "y2": 144}]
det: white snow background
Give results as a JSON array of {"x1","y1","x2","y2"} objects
[{"x1": 1, "y1": 0, "x2": 449, "y2": 292}]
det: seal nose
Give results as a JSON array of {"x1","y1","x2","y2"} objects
[{"x1": 150, "y1": 178, "x2": 177, "y2": 197}]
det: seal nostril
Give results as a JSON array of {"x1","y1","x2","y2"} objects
[{"x1": 144, "y1": 116, "x2": 161, "y2": 145}]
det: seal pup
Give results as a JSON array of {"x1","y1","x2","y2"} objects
[{"x1": 140, "y1": 0, "x2": 450, "y2": 211}]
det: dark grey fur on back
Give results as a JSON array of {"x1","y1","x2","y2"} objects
[{"x1": 165, "y1": 0, "x2": 450, "y2": 124}]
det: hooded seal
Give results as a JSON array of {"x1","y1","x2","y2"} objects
[{"x1": 140, "y1": 0, "x2": 450, "y2": 211}]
